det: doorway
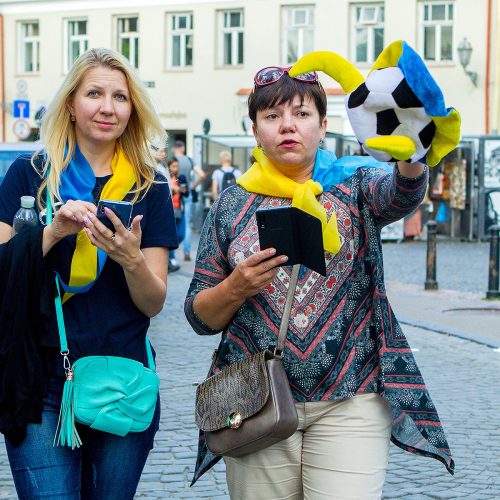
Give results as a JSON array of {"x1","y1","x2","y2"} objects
[{"x1": 166, "y1": 130, "x2": 187, "y2": 158}]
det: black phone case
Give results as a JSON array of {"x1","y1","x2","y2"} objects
[
  {"x1": 256, "y1": 206, "x2": 326, "y2": 276},
  {"x1": 97, "y1": 200, "x2": 133, "y2": 230}
]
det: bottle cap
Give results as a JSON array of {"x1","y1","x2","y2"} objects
[{"x1": 20, "y1": 195, "x2": 35, "y2": 209}]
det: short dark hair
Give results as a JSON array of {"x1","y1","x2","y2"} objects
[
  {"x1": 174, "y1": 140, "x2": 185, "y2": 149},
  {"x1": 248, "y1": 75, "x2": 327, "y2": 125}
]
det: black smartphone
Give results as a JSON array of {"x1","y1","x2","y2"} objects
[
  {"x1": 256, "y1": 207, "x2": 297, "y2": 262},
  {"x1": 256, "y1": 206, "x2": 326, "y2": 276},
  {"x1": 96, "y1": 200, "x2": 133, "y2": 231}
]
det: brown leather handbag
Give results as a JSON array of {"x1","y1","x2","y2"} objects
[{"x1": 194, "y1": 265, "x2": 301, "y2": 458}]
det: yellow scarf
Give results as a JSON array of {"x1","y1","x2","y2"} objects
[
  {"x1": 64, "y1": 147, "x2": 136, "y2": 302},
  {"x1": 237, "y1": 147, "x2": 341, "y2": 254}
]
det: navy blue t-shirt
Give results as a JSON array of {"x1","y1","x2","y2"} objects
[{"x1": 0, "y1": 154, "x2": 178, "y2": 367}]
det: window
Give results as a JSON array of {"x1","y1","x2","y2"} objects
[
  {"x1": 218, "y1": 9, "x2": 244, "y2": 66},
  {"x1": 65, "y1": 19, "x2": 88, "y2": 72},
  {"x1": 421, "y1": 2, "x2": 454, "y2": 62},
  {"x1": 282, "y1": 6, "x2": 314, "y2": 65},
  {"x1": 168, "y1": 13, "x2": 193, "y2": 68},
  {"x1": 117, "y1": 16, "x2": 139, "y2": 68},
  {"x1": 18, "y1": 21, "x2": 40, "y2": 73},
  {"x1": 351, "y1": 4, "x2": 384, "y2": 64}
]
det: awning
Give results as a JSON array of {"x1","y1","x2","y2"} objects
[{"x1": 207, "y1": 136, "x2": 257, "y2": 148}]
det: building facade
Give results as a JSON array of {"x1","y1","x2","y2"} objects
[{"x1": 0, "y1": 0, "x2": 498, "y2": 153}]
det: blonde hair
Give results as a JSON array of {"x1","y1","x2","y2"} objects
[
  {"x1": 219, "y1": 150, "x2": 232, "y2": 164},
  {"x1": 35, "y1": 47, "x2": 166, "y2": 207}
]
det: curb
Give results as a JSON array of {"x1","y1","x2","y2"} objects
[{"x1": 397, "y1": 315, "x2": 500, "y2": 350}]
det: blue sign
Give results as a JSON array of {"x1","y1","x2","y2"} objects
[{"x1": 13, "y1": 100, "x2": 30, "y2": 119}]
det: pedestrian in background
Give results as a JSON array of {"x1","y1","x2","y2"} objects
[
  {"x1": 171, "y1": 140, "x2": 206, "y2": 261},
  {"x1": 185, "y1": 57, "x2": 454, "y2": 498},
  {"x1": 151, "y1": 144, "x2": 171, "y2": 182},
  {"x1": 167, "y1": 158, "x2": 189, "y2": 273},
  {"x1": 211, "y1": 150, "x2": 242, "y2": 201},
  {"x1": 0, "y1": 47, "x2": 177, "y2": 499}
]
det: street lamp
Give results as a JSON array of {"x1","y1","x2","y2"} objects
[{"x1": 457, "y1": 37, "x2": 478, "y2": 87}]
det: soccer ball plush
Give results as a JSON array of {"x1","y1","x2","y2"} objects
[
  {"x1": 289, "y1": 40, "x2": 460, "y2": 167},
  {"x1": 346, "y1": 66, "x2": 436, "y2": 163}
]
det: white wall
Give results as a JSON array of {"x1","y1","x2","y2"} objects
[{"x1": 0, "y1": 0, "x2": 495, "y2": 147}]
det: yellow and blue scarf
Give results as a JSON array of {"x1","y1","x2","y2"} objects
[
  {"x1": 56, "y1": 145, "x2": 136, "y2": 301},
  {"x1": 237, "y1": 147, "x2": 390, "y2": 254}
]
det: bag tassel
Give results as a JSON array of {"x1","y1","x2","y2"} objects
[{"x1": 54, "y1": 369, "x2": 82, "y2": 449}]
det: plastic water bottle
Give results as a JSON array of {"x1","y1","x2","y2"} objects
[{"x1": 13, "y1": 195, "x2": 39, "y2": 234}]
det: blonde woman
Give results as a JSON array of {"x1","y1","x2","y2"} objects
[{"x1": 0, "y1": 48, "x2": 177, "y2": 498}]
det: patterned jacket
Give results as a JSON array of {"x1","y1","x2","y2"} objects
[{"x1": 185, "y1": 165, "x2": 454, "y2": 484}]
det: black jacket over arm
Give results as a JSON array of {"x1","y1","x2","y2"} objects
[{"x1": 0, "y1": 226, "x2": 55, "y2": 445}]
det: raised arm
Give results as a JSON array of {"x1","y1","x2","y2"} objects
[
  {"x1": 191, "y1": 165, "x2": 206, "y2": 190},
  {"x1": 359, "y1": 162, "x2": 429, "y2": 226}
]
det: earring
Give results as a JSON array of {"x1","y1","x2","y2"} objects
[{"x1": 70, "y1": 115, "x2": 76, "y2": 122}]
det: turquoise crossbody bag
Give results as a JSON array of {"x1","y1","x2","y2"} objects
[{"x1": 46, "y1": 192, "x2": 160, "y2": 448}]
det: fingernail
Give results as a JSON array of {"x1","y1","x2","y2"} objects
[
  {"x1": 72, "y1": 216, "x2": 78, "y2": 222},
  {"x1": 82, "y1": 216, "x2": 89, "y2": 225},
  {"x1": 104, "y1": 207, "x2": 111, "y2": 214},
  {"x1": 87, "y1": 212, "x2": 94, "y2": 219},
  {"x1": 268, "y1": 248, "x2": 276, "y2": 255},
  {"x1": 281, "y1": 256, "x2": 288, "y2": 263}
]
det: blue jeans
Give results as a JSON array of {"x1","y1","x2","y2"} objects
[
  {"x1": 183, "y1": 196, "x2": 192, "y2": 255},
  {"x1": 169, "y1": 214, "x2": 186, "y2": 261},
  {"x1": 5, "y1": 376, "x2": 160, "y2": 499}
]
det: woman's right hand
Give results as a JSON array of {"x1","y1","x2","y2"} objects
[
  {"x1": 227, "y1": 248, "x2": 288, "y2": 300},
  {"x1": 48, "y1": 200, "x2": 97, "y2": 241},
  {"x1": 192, "y1": 248, "x2": 289, "y2": 331}
]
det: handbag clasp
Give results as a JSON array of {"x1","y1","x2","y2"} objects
[
  {"x1": 60, "y1": 351, "x2": 72, "y2": 378},
  {"x1": 227, "y1": 412, "x2": 243, "y2": 429}
]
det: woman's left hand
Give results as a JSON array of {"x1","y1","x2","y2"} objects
[{"x1": 83, "y1": 207, "x2": 144, "y2": 271}]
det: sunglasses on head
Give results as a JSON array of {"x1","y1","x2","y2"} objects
[{"x1": 254, "y1": 66, "x2": 318, "y2": 87}]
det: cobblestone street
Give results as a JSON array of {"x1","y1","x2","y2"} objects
[
  {"x1": 1, "y1": 238, "x2": 499, "y2": 499},
  {"x1": 382, "y1": 239, "x2": 490, "y2": 295}
]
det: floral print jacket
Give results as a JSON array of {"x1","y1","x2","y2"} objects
[{"x1": 185, "y1": 165, "x2": 454, "y2": 484}]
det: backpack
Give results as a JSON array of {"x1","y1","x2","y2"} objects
[{"x1": 219, "y1": 167, "x2": 237, "y2": 193}]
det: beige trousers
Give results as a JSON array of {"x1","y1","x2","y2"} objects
[{"x1": 224, "y1": 393, "x2": 392, "y2": 500}]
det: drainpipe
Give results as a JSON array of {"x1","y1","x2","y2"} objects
[
  {"x1": 485, "y1": 0, "x2": 492, "y2": 134},
  {"x1": 0, "y1": 14, "x2": 5, "y2": 142}
]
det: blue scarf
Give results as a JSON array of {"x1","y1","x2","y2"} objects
[{"x1": 312, "y1": 148, "x2": 392, "y2": 190}]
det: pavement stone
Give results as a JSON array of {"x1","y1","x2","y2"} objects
[{"x1": 0, "y1": 235, "x2": 499, "y2": 499}]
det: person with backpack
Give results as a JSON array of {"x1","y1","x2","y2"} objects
[{"x1": 211, "y1": 150, "x2": 242, "y2": 201}]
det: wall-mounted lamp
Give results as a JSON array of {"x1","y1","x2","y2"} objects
[
  {"x1": 202, "y1": 118, "x2": 211, "y2": 135},
  {"x1": 457, "y1": 37, "x2": 478, "y2": 87}
]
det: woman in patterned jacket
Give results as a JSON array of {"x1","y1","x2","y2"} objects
[{"x1": 185, "y1": 60, "x2": 454, "y2": 498}]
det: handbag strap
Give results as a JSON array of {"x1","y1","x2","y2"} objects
[
  {"x1": 200, "y1": 264, "x2": 300, "y2": 383},
  {"x1": 46, "y1": 189, "x2": 156, "y2": 372},
  {"x1": 275, "y1": 263, "x2": 300, "y2": 357}
]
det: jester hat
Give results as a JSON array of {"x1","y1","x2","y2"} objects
[{"x1": 290, "y1": 40, "x2": 461, "y2": 166}]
